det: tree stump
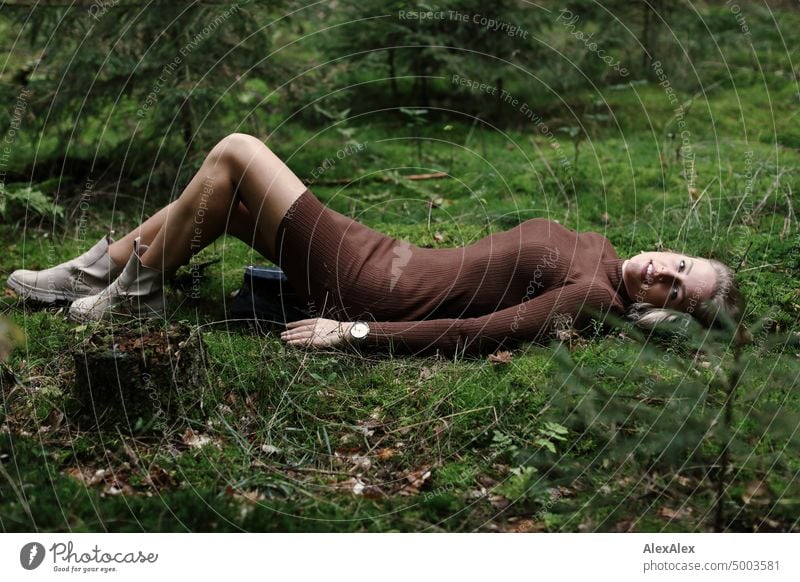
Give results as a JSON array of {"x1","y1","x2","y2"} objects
[{"x1": 71, "y1": 321, "x2": 207, "y2": 432}]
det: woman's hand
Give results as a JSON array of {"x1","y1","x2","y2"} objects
[{"x1": 280, "y1": 318, "x2": 354, "y2": 349}]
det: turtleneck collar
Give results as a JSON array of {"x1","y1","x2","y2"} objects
[{"x1": 601, "y1": 258, "x2": 632, "y2": 306}]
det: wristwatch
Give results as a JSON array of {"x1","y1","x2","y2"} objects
[{"x1": 349, "y1": 320, "x2": 370, "y2": 342}]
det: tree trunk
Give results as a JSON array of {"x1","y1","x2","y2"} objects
[
  {"x1": 496, "y1": 77, "x2": 504, "y2": 121},
  {"x1": 388, "y1": 48, "x2": 398, "y2": 100},
  {"x1": 642, "y1": 1, "x2": 652, "y2": 72}
]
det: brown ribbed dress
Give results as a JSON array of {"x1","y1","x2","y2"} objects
[{"x1": 274, "y1": 188, "x2": 632, "y2": 357}]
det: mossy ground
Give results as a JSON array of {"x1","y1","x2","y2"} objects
[{"x1": 1, "y1": 64, "x2": 799, "y2": 532}]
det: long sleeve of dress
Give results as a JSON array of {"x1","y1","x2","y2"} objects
[{"x1": 362, "y1": 281, "x2": 616, "y2": 357}]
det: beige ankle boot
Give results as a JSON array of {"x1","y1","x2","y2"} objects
[
  {"x1": 6, "y1": 233, "x2": 124, "y2": 303},
  {"x1": 68, "y1": 237, "x2": 166, "y2": 322}
]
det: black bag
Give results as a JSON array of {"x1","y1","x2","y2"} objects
[{"x1": 229, "y1": 265, "x2": 312, "y2": 325}]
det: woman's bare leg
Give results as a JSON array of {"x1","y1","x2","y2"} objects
[
  {"x1": 108, "y1": 203, "x2": 176, "y2": 266},
  {"x1": 113, "y1": 133, "x2": 307, "y2": 275},
  {"x1": 108, "y1": 200, "x2": 273, "y2": 265}
]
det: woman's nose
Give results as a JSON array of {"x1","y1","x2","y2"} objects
[{"x1": 656, "y1": 264, "x2": 678, "y2": 281}]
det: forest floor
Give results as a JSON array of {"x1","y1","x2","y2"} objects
[{"x1": 1, "y1": 83, "x2": 799, "y2": 531}]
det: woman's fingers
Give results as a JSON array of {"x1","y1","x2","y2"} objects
[
  {"x1": 281, "y1": 324, "x2": 315, "y2": 338},
  {"x1": 285, "y1": 318, "x2": 319, "y2": 329},
  {"x1": 286, "y1": 331, "x2": 327, "y2": 347},
  {"x1": 280, "y1": 318, "x2": 345, "y2": 349},
  {"x1": 281, "y1": 324, "x2": 322, "y2": 347},
  {"x1": 281, "y1": 324, "x2": 310, "y2": 335}
]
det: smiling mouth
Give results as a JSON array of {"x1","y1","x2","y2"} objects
[{"x1": 641, "y1": 260, "x2": 654, "y2": 285}]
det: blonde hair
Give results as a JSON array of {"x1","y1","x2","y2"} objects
[{"x1": 623, "y1": 258, "x2": 750, "y2": 344}]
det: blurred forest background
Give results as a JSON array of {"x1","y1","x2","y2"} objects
[{"x1": 2, "y1": 0, "x2": 799, "y2": 201}]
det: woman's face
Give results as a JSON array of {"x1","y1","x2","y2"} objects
[{"x1": 622, "y1": 251, "x2": 717, "y2": 312}]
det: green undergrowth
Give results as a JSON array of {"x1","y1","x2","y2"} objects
[{"x1": 1, "y1": 84, "x2": 799, "y2": 531}]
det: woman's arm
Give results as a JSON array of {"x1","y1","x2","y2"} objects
[
  {"x1": 362, "y1": 281, "x2": 616, "y2": 356},
  {"x1": 281, "y1": 282, "x2": 616, "y2": 357}
]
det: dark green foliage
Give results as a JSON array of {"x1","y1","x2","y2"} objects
[
  {"x1": 0, "y1": 0, "x2": 287, "y2": 190},
  {"x1": 314, "y1": 0, "x2": 546, "y2": 115},
  {"x1": 531, "y1": 311, "x2": 800, "y2": 531}
]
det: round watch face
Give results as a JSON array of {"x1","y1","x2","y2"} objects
[{"x1": 351, "y1": 321, "x2": 369, "y2": 339}]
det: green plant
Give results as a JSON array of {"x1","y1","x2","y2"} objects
[
  {"x1": 537, "y1": 309, "x2": 800, "y2": 531},
  {"x1": 535, "y1": 422, "x2": 569, "y2": 454},
  {"x1": 400, "y1": 107, "x2": 429, "y2": 166},
  {"x1": 0, "y1": 185, "x2": 64, "y2": 222}
]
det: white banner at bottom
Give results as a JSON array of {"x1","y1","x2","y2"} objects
[{"x1": 1, "y1": 533, "x2": 797, "y2": 581}]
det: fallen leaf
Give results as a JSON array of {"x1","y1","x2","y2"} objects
[
  {"x1": 236, "y1": 489, "x2": 266, "y2": 503},
  {"x1": 417, "y1": 366, "x2": 435, "y2": 383},
  {"x1": 488, "y1": 350, "x2": 513, "y2": 364},
  {"x1": 261, "y1": 444, "x2": 282, "y2": 456},
  {"x1": 658, "y1": 506, "x2": 692, "y2": 520},
  {"x1": 355, "y1": 410, "x2": 385, "y2": 437},
  {"x1": 742, "y1": 480, "x2": 770, "y2": 505},
  {"x1": 375, "y1": 448, "x2": 396, "y2": 461},
  {"x1": 488, "y1": 494, "x2": 511, "y2": 510},
  {"x1": 103, "y1": 479, "x2": 135, "y2": 497},
  {"x1": 758, "y1": 517, "x2": 781, "y2": 530},
  {"x1": 398, "y1": 465, "x2": 432, "y2": 495},
  {"x1": 224, "y1": 485, "x2": 265, "y2": 520},
  {"x1": 505, "y1": 518, "x2": 544, "y2": 532},
  {"x1": 433, "y1": 418, "x2": 449, "y2": 438},
  {"x1": 466, "y1": 487, "x2": 488, "y2": 500},
  {"x1": 615, "y1": 519, "x2": 635, "y2": 532},
  {"x1": 118, "y1": 440, "x2": 137, "y2": 466},
  {"x1": 64, "y1": 467, "x2": 87, "y2": 483},
  {"x1": 334, "y1": 448, "x2": 372, "y2": 472},
  {"x1": 476, "y1": 474, "x2": 497, "y2": 488},
  {"x1": 88, "y1": 469, "x2": 108, "y2": 486},
  {"x1": 182, "y1": 428, "x2": 216, "y2": 449},
  {"x1": 336, "y1": 477, "x2": 366, "y2": 495},
  {"x1": 144, "y1": 465, "x2": 176, "y2": 489},
  {"x1": 554, "y1": 485, "x2": 573, "y2": 498},
  {"x1": 362, "y1": 484, "x2": 386, "y2": 499},
  {"x1": 405, "y1": 466, "x2": 432, "y2": 488}
]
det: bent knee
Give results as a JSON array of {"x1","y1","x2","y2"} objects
[
  {"x1": 223, "y1": 132, "x2": 264, "y2": 148},
  {"x1": 209, "y1": 133, "x2": 267, "y2": 169}
]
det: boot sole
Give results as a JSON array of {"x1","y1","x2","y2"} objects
[{"x1": 6, "y1": 276, "x2": 83, "y2": 304}]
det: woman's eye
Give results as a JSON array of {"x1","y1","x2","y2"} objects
[
  {"x1": 679, "y1": 259, "x2": 686, "y2": 272},
  {"x1": 671, "y1": 287, "x2": 678, "y2": 299}
]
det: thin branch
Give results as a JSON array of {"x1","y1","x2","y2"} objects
[
  {"x1": 780, "y1": 184, "x2": 796, "y2": 241},
  {"x1": 752, "y1": 167, "x2": 790, "y2": 218},
  {"x1": 726, "y1": 161, "x2": 764, "y2": 234},
  {"x1": 302, "y1": 171, "x2": 449, "y2": 187}
]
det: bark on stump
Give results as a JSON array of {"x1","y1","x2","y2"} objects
[{"x1": 71, "y1": 321, "x2": 206, "y2": 431}]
